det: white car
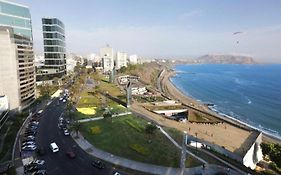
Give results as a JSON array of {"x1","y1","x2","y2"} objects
[
  {"x1": 22, "y1": 145, "x2": 37, "y2": 150},
  {"x1": 113, "y1": 172, "x2": 122, "y2": 175},
  {"x1": 63, "y1": 99, "x2": 67, "y2": 103},
  {"x1": 50, "y1": 142, "x2": 59, "y2": 153},
  {"x1": 63, "y1": 129, "x2": 70, "y2": 136},
  {"x1": 59, "y1": 97, "x2": 63, "y2": 101},
  {"x1": 33, "y1": 159, "x2": 45, "y2": 165},
  {"x1": 25, "y1": 135, "x2": 35, "y2": 140},
  {"x1": 22, "y1": 141, "x2": 36, "y2": 146}
]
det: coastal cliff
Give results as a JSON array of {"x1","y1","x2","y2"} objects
[{"x1": 196, "y1": 54, "x2": 256, "y2": 64}]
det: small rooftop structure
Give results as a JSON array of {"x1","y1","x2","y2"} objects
[{"x1": 118, "y1": 75, "x2": 139, "y2": 85}]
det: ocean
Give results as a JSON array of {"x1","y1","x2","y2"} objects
[{"x1": 171, "y1": 64, "x2": 281, "y2": 139}]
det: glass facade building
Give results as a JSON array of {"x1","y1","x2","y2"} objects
[
  {"x1": 0, "y1": 0, "x2": 35, "y2": 111},
  {"x1": 37, "y1": 18, "x2": 66, "y2": 81}
]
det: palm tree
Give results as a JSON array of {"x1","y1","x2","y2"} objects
[{"x1": 71, "y1": 121, "x2": 81, "y2": 137}]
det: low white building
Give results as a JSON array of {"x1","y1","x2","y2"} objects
[
  {"x1": 131, "y1": 86, "x2": 147, "y2": 95},
  {"x1": 118, "y1": 75, "x2": 139, "y2": 85}
]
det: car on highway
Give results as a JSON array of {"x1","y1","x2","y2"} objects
[
  {"x1": 91, "y1": 159, "x2": 105, "y2": 169},
  {"x1": 66, "y1": 150, "x2": 76, "y2": 159}
]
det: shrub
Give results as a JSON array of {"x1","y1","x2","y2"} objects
[
  {"x1": 91, "y1": 126, "x2": 101, "y2": 134},
  {"x1": 129, "y1": 144, "x2": 149, "y2": 156}
]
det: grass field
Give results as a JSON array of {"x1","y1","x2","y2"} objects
[{"x1": 80, "y1": 115, "x2": 200, "y2": 167}]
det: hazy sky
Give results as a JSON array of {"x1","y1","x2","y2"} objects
[{"x1": 13, "y1": 0, "x2": 281, "y2": 62}]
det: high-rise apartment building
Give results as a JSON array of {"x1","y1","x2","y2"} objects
[
  {"x1": 129, "y1": 54, "x2": 138, "y2": 65},
  {"x1": 36, "y1": 18, "x2": 66, "y2": 81},
  {"x1": 116, "y1": 52, "x2": 127, "y2": 70},
  {"x1": 100, "y1": 45, "x2": 114, "y2": 73},
  {"x1": 0, "y1": 0, "x2": 35, "y2": 111}
]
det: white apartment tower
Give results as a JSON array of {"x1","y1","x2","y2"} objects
[
  {"x1": 116, "y1": 52, "x2": 127, "y2": 70},
  {"x1": 129, "y1": 54, "x2": 138, "y2": 65},
  {"x1": 100, "y1": 45, "x2": 114, "y2": 73}
]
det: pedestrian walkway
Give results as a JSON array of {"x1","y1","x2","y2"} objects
[
  {"x1": 77, "y1": 112, "x2": 132, "y2": 123},
  {"x1": 78, "y1": 116, "x2": 104, "y2": 123},
  {"x1": 157, "y1": 125, "x2": 207, "y2": 164},
  {"x1": 72, "y1": 132, "x2": 240, "y2": 175}
]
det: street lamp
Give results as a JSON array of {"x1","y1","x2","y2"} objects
[{"x1": 195, "y1": 132, "x2": 198, "y2": 155}]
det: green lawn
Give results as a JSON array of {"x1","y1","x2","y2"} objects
[{"x1": 80, "y1": 115, "x2": 200, "y2": 167}]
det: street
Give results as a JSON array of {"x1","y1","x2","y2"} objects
[{"x1": 34, "y1": 98, "x2": 118, "y2": 175}]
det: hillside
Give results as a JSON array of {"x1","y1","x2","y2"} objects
[{"x1": 196, "y1": 54, "x2": 256, "y2": 64}]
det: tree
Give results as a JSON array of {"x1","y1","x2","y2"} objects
[
  {"x1": 71, "y1": 121, "x2": 81, "y2": 137},
  {"x1": 145, "y1": 124, "x2": 157, "y2": 134},
  {"x1": 145, "y1": 124, "x2": 157, "y2": 143}
]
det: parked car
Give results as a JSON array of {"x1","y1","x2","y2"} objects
[
  {"x1": 22, "y1": 145, "x2": 37, "y2": 151},
  {"x1": 23, "y1": 138, "x2": 35, "y2": 142},
  {"x1": 25, "y1": 135, "x2": 35, "y2": 140},
  {"x1": 32, "y1": 169, "x2": 47, "y2": 175},
  {"x1": 22, "y1": 141, "x2": 36, "y2": 146},
  {"x1": 63, "y1": 129, "x2": 70, "y2": 136},
  {"x1": 31, "y1": 121, "x2": 39, "y2": 125},
  {"x1": 22, "y1": 147, "x2": 37, "y2": 151},
  {"x1": 113, "y1": 172, "x2": 122, "y2": 175},
  {"x1": 28, "y1": 160, "x2": 45, "y2": 166},
  {"x1": 66, "y1": 150, "x2": 76, "y2": 159},
  {"x1": 24, "y1": 165, "x2": 42, "y2": 173},
  {"x1": 91, "y1": 160, "x2": 105, "y2": 169}
]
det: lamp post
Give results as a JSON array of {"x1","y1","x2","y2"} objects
[{"x1": 195, "y1": 132, "x2": 198, "y2": 155}]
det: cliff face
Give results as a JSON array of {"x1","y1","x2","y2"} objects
[{"x1": 196, "y1": 54, "x2": 256, "y2": 64}]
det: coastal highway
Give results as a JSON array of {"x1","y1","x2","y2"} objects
[{"x1": 35, "y1": 99, "x2": 117, "y2": 175}]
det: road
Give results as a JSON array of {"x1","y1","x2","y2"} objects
[{"x1": 35, "y1": 98, "x2": 118, "y2": 175}]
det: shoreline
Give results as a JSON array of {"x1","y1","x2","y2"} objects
[{"x1": 161, "y1": 66, "x2": 281, "y2": 144}]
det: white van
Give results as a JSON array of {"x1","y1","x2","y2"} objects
[{"x1": 50, "y1": 142, "x2": 59, "y2": 152}]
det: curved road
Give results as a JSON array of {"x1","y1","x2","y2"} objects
[{"x1": 36, "y1": 98, "x2": 118, "y2": 175}]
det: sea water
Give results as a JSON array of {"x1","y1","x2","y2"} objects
[{"x1": 171, "y1": 64, "x2": 281, "y2": 139}]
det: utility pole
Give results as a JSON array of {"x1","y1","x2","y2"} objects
[
  {"x1": 180, "y1": 131, "x2": 187, "y2": 175},
  {"x1": 195, "y1": 132, "x2": 198, "y2": 155}
]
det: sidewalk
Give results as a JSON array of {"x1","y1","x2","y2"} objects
[{"x1": 72, "y1": 132, "x2": 240, "y2": 175}]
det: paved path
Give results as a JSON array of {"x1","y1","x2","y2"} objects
[
  {"x1": 72, "y1": 132, "x2": 240, "y2": 175},
  {"x1": 157, "y1": 125, "x2": 208, "y2": 164},
  {"x1": 77, "y1": 112, "x2": 132, "y2": 123},
  {"x1": 78, "y1": 116, "x2": 104, "y2": 123}
]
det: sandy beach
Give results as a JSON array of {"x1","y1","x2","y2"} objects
[{"x1": 160, "y1": 67, "x2": 281, "y2": 145}]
